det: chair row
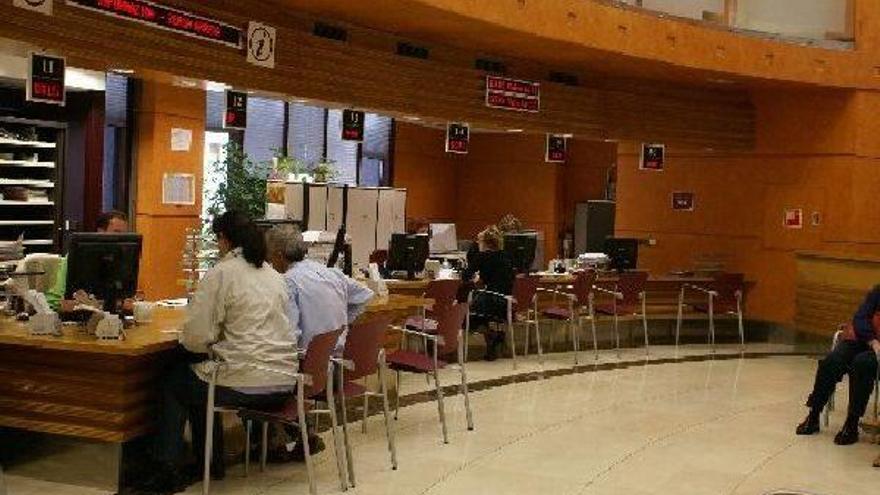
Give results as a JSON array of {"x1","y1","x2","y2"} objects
[{"x1": 201, "y1": 302, "x2": 475, "y2": 494}]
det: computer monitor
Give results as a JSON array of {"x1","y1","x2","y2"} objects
[
  {"x1": 604, "y1": 237, "x2": 639, "y2": 272},
  {"x1": 387, "y1": 233, "x2": 429, "y2": 279},
  {"x1": 504, "y1": 232, "x2": 538, "y2": 274},
  {"x1": 429, "y1": 223, "x2": 458, "y2": 253},
  {"x1": 66, "y1": 233, "x2": 143, "y2": 312}
]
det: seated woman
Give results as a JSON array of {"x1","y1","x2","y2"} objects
[
  {"x1": 142, "y1": 211, "x2": 296, "y2": 492},
  {"x1": 797, "y1": 285, "x2": 880, "y2": 447},
  {"x1": 463, "y1": 225, "x2": 514, "y2": 361}
]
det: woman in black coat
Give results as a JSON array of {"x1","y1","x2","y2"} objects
[{"x1": 463, "y1": 225, "x2": 515, "y2": 361}]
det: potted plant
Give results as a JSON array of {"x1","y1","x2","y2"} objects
[
  {"x1": 270, "y1": 148, "x2": 309, "y2": 182},
  {"x1": 204, "y1": 141, "x2": 270, "y2": 227},
  {"x1": 312, "y1": 158, "x2": 337, "y2": 183}
]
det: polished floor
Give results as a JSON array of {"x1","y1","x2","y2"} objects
[{"x1": 5, "y1": 344, "x2": 880, "y2": 495}]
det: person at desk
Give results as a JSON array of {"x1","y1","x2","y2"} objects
[
  {"x1": 143, "y1": 211, "x2": 295, "y2": 492},
  {"x1": 464, "y1": 225, "x2": 514, "y2": 361},
  {"x1": 796, "y1": 285, "x2": 880, "y2": 447},
  {"x1": 44, "y1": 210, "x2": 129, "y2": 310},
  {"x1": 266, "y1": 224, "x2": 373, "y2": 352}
]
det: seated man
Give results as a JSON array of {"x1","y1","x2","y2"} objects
[
  {"x1": 797, "y1": 285, "x2": 880, "y2": 445},
  {"x1": 266, "y1": 224, "x2": 374, "y2": 351},
  {"x1": 45, "y1": 210, "x2": 129, "y2": 310}
]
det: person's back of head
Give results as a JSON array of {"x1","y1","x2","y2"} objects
[
  {"x1": 265, "y1": 224, "x2": 309, "y2": 272},
  {"x1": 212, "y1": 211, "x2": 266, "y2": 268}
]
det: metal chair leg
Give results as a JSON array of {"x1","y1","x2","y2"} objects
[
  {"x1": 534, "y1": 300, "x2": 544, "y2": 366},
  {"x1": 378, "y1": 359, "x2": 398, "y2": 469},
  {"x1": 589, "y1": 300, "x2": 598, "y2": 362},
  {"x1": 675, "y1": 287, "x2": 684, "y2": 350},
  {"x1": 327, "y1": 367, "x2": 349, "y2": 492},
  {"x1": 297, "y1": 386, "x2": 317, "y2": 495},
  {"x1": 458, "y1": 330, "x2": 475, "y2": 431},
  {"x1": 641, "y1": 295, "x2": 650, "y2": 356},
  {"x1": 244, "y1": 419, "x2": 252, "y2": 477},
  {"x1": 708, "y1": 295, "x2": 716, "y2": 353},
  {"x1": 432, "y1": 342, "x2": 449, "y2": 444},
  {"x1": 737, "y1": 295, "x2": 745, "y2": 350},
  {"x1": 202, "y1": 377, "x2": 216, "y2": 495},
  {"x1": 394, "y1": 370, "x2": 401, "y2": 420},
  {"x1": 337, "y1": 367, "x2": 355, "y2": 488},
  {"x1": 260, "y1": 422, "x2": 268, "y2": 472},
  {"x1": 362, "y1": 386, "x2": 369, "y2": 434}
]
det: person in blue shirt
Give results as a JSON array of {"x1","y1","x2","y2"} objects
[{"x1": 797, "y1": 285, "x2": 880, "y2": 445}]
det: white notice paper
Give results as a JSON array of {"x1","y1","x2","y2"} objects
[
  {"x1": 162, "y1": 173, "x2": 196, "y2": 205},
  {"x1": 170, "y1": 128, "x2": 193, "y2": 152}
]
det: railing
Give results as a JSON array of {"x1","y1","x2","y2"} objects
[{"x1": 615, "y1": 0, "x2": 854, "y2": 49}]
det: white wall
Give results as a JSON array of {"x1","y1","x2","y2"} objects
[
  {"x1": 735, "y1": 0, "x2": 848, "y2": 38},
  {"x1": 640, "y1": 0, "x2": 723, "y2": 20}
]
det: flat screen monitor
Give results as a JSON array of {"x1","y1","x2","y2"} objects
[
  {"x1": 66, "y1": 233, "x2": 143, "y2": 312},
  {"x1": 604, "y1": 237, "x2": 639, "y2": 272},
  {"x1": 387, "y1": 233, "x2": 429, "y2": 279},
  {"x1": 504, "y1": 232, "x2": 538, "y2": 274},
  {"x1": 429, "y1": 223, "x2": 458, "y2": 253}
]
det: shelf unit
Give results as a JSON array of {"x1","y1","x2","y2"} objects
[{"x1": 0, "y1": 116, "x2": 65, "y2": 254}]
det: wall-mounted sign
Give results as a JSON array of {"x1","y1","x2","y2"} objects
[
  {"x1": 66, "y1": 0, "x2": 242, "y2": 48},
  {"x1": 445, "y1": 123, "x2": 469, "y2": 154},
  {"x1": 27, "y1": 53, "x2": 65, "y2": 105},
  {"x1": 640, "y1": 143, "x2": 665, "y2": 171},
  {"x1": 162, "y1": 173, "x2": 196, "y2": 205},
  {"x1": 784, "y1": 208, "x2": 803, "y2": 229},
  {"x1": 247, "y1": 21, "x2": 276, "y2": 69},
  {"x1": 14, "y1": 0, "x2": 53, "y2": 15},
  {"x1": 546, "y1": 134, "x2": 567, "y2": 163},
  {"x1": 671, "y1": 191, "x2": 695, "y2": 211},
  {"x1": 485, "y1": 75, "x2": 540, "y2": 113},
  {"x1": 811, "y1": 211, "x2": 822, "y2": 227},
  {"x1": 170, "y1": 128, "x2": 192, "y2": 151},
  {"x1": 341, "y1": 109, "x2": 365, "y2": 142},
  {"x1": 224, "y1": 90, "x2": 247, "y2": 130}
]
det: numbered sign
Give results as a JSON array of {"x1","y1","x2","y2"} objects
[
  {"x1": 341, "y1": 109, "x2": 365, "y2": 142},
  {"x1": 225, "y1": 90, "x2": 248, "y2": 130},
  {"x1": 27, "y1": 53, "x2": 65, "y2": 105},
  {"x1": 14, "y1": 0, "x2": 53, "y2": 14},
  {"x1": 640, "y1": 143, "x2": 665, "y2": 171},
  {"x1": 671, "y1": 192, "x2": 695, "y2": 211},
  {"x1": 546, "y1": 134, "x2": 567, "y2": 163},
  {"x1": 247, "y1": 21, "x2": 276, "y2": 69},
  {"x1": 445, "y1": 123, "x2": 469, "y2": 154}
]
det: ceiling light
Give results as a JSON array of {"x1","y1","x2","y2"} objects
[
  {"x1": 109, "y1": 68, "x2": 134, "y2": 75},
  {"x1": 402, "y1": 115, "x2": 422, "y2": 121},
  {"x1": 707, "y1": 78, "x2": 735, "y2": 84},
  {"x1": 507, "y1": 128, "x2": 523, "y2": 133}
]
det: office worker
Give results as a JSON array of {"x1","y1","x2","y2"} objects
[
  {"x1": 45, "y1": 210, "x2": 129, "y2": 310},
  {"x1": 143, "y1": 211, "x2": 295, "y2": 492},
  {"x1": 265, "y1": 224, "x2": 374, "y2": 352},
  {"x1": 464, "y1": 225, "x2": 515, "y2": 361},
  {"x1": 797, "y1": 285, "x2": 880, "y2": 446}
]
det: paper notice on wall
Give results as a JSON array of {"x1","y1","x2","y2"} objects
[
  {"x1": 170, "y1": 128, "x2": 193, "y2": 152},
  {"x1": 162, "y1": 173, "x2": 196, "y2": 205}
]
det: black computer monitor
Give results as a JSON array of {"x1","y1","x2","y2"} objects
[
  {"x1": 387, "y1": 233, "x2": 429, "y2": 280},
  {"x1": 604, "y1": 237, "x2": 639, "y2": 272},
  {"x1": 66, "y1": 233, "x2": 143, "y2": 312},
  {"x1": 504, "y1": 233, "x2": 537, "y2": 274}
]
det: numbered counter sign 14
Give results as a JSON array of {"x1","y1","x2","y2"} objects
[
  {"x1": 446, "y1": 122, "x2": 469, "y2": 154},
  {"x1": 247, "y1": 21, "x2": 276, "y2": 68}
]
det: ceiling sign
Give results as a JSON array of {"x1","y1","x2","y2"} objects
[
  {"x1": 224, "y1": 90, "x2": 248, "y2": 130},
  {"x1": 27, "y1": 53, "x2": 65, "y2": 105},
  {"x1": 640, "y1": 143, "x2": 665, "y2": 171},
  {"x1": 485, "y1": 75, "x2": 540, "y2": 113},
  {"x1": 66, "y1": 0, "x2": 242, "y2": 48},
  {"x1": 14, "y1": 0, "x2": 53, "y2": 14},
  {"x1": 445, "y1": 123, "x2": 469, "y2": 154},
  {"x1": 784, "y1": 208, "x2": 803, "y2": 229},
  {"x1": 546, "y1": 134, "x2": 567, "y2": 163},
  {"x1": 341, "y1": 109, "x2": 365, "y2": 142},
  {"x1": 247, "y1": 21, "x2": 276, "y2": 69}
]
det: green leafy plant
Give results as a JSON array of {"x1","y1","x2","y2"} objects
[
  {"x1": 204, "y1": 141, "x2": 270, "y2": 226},
  {"x1": 271, "y1": 147, "x2": 308, "y2": 178},
  {"x1": 312, "y1": 158, "x2": 337, "y2": 183}
]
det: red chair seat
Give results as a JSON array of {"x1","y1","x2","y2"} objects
[
  {"x1": 238, "y1": 398, "x2": 310, "y2": 424},
  {"x1": 386, "y1": 350, "x2": 447, "y2": 373},
  {"x1": 405, "y1": 316, "x2": 438, "y2": 332},
  {"x1": 693, "y1": 303, "x2": 736, "y2": 314},
  {"x1": 340, "y1": 381, "x2": 368, "y2": 398},
  {"x1": 594, "y1": 303, "x2": 637, "y2": 315},
  {"x1": 541, "y1": 307, "x2": 571, "y2": 320}
]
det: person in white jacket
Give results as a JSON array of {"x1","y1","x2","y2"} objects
[{"x1": 143, "y1": 211, "x2": 296, "y2": 492}]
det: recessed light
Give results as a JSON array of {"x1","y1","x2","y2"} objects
[
  {"x1": 507, "y1": 128, "x2": 523, "y2": 133},
  {"x1": 707, "y1": 78, "x2": 735, "y2": 84},
  {"x1": 402, "y1": 115, "x2": 422, "y2": 121},
  {"x1": 292, "y1": 98, "x2": 308, "y2": 104},
  {"x1": 109, "y1": 68, "x2": 135, "y2": 75}
]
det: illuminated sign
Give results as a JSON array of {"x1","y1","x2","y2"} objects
[
  {"x1": 66, "y1": 0, "x2": 242, "y2": 48},
  {"x1": 640, "y1": 143, "x2": 665, "y2": 171},
  {"x1": 27, "y1": 53, "x2": 65, "y2": 105},
  {"x1": 672, "y1": 192, "x2": 695, "y2": 211},
  {"x1": 225, "y1": 91, "x2": 247, "y2": 130},
  {"x1": 546, "y1": 134, "x2": 567, "y2": 163},
  {"x1": 341, "y1": 109, "x2": 365, "y2": 142},
  {"x1": 445, "y1": 123, "x2": 469, "y2": 154},
  {"x1": 485, "y1": 75, "x2": 540, "y2": 113}
]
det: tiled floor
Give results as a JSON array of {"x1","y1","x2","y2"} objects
[{"x1": 5, "y1": 344, "x2": 880, "y2": 495}]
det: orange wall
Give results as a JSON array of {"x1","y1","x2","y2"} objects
[
  {"x1": 616, "y1": 88, "x2": 880, "y2": 324},
  {"x1": 393, "y1": 123, "x2": 614, "y2": 260},
  {"x1": 134, "y1": 81, "x2": 205, "y2": 300}
]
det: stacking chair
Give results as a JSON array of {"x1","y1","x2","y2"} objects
[
  {"x1": 387, "y1": 303, "x2": 474, "y2": 444},
  {"x1": 540, "y1": 270, "x2": 599, "y2": 363},
  {"x1": 405, "y1": 279, "x2": 461, "y2": 333},
  {"x1": 202, "y1": 329, "x2": 348, "y2": 495},
  {"x1": 593, "y1": 271, "x2": 650, "y2": 356},
  {"x1": 513, "y1": 276, "x2": 542, "y2": 363},
  {"x1": 675, "y1": 272, "x2": 745, "y2": 351},
  {"x1": 336, "y1": 317, "x2": 398, "y2": 488},
  {"x1": 823, "y1": 327, "x2": 880, "y2": 441}
]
